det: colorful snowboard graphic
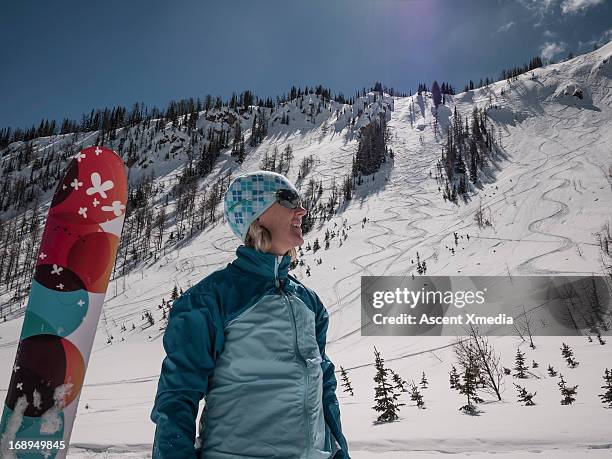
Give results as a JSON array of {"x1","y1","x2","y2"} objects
[{"x1": 0, "y1": 146, "x2": 127, "y2": 458}]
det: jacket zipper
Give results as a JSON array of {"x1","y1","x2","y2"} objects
[
  {"x1": 274, "y1": 256, "x2": 280, "y2": 288},
  {"x1": 277, "y1": 258, "x2": 311, "y2": 455}
]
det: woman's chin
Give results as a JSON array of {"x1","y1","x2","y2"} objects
[{"x1": 291, "y1": 235, "x2": 304, "y2": 247}]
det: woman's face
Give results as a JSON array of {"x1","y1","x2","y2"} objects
[{"x1": 257, "y1": 202, "x2": 307, "y2": 256}]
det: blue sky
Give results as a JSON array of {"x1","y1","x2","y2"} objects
[{"x1": 1, "y1": 0, "x2": 610, "y2": 130}]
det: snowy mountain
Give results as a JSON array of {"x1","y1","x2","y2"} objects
[{"x1": 1, "y1": 42, "x2": 611, "y2": 458}]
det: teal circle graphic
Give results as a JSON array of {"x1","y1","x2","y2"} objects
[{"x1": 22, "y1": 280, "x2": 89, "y2": 339}]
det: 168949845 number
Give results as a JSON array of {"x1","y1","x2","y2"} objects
[{"x1": 9, "y1": 440, "x2": 66, "y2": 450}]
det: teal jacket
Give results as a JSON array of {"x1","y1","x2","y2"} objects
[{"x1": 150, "y1": 246, "x2": 350, "y2": 458}]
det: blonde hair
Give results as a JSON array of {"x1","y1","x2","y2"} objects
[{"x1": 245, "y1": 219, "x2": 297, "y2": 262}]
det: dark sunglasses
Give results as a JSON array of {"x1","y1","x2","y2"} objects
[{"x1": 275, "y1": 189, "x2": 302, "y2": 209}]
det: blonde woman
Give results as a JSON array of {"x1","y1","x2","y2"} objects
[{"x1": 151, "y1": 171, "x2": 350, "y2": 458}]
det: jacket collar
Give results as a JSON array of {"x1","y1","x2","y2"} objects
[{"x1": 233, "y1": 245, "x2": 292, "y2": 285}]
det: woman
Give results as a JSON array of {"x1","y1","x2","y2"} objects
[{"x1": 150, "y1": 171, "x2": 350, "y2": 458}]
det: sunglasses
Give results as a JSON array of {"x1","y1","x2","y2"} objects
[{"x1": 275, "y1": 188, "x2": 302, "y2": 210}]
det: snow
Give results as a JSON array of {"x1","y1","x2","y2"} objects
[
  {"x1": 0, "y1": 395, "x2": 28, "y2": 459},
  {"x1": 1, "y1": 42, "x2": 611, "y2": 458}
]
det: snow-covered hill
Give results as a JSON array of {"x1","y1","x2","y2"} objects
[{"x1": 1, "y1": 42, "x2": 611, "y2": 458}]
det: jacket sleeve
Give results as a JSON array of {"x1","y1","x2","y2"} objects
[
  {"x1": 313, "y1": 292, "x2": 350, "y2": 459},
  {"x1": 150, "y1": 292, "x2": 224, "y2": 459}
]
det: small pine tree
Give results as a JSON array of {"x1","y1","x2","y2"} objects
[
  {"x1": 432, "y1": 81, "x2": 442, "y2": 109},
  {"x1": 458, "y1": 355, "x2": 482, "y2": 414},
  {"x1": 409, "y1": 382, "x2": 426, "y2": 409},
  {"x1": 449, "y1": 365, "x2": 461, "y2": 389},
  {"x1": 558, "y1": 373, "x2": 578, "y2": 405},
  {"x1": 420, "y1": 371, "x2": 428, "y2": 389},
  {"x1": 372, "y1": 347, "x2": 405, "y2": 423},
  {"x1": 391, "y1": 370, "x2": 408, "y2": 392},
  {"x1": 599, "y1": 368, "x2": 612, "y2": 408},
  {"x1": 313, "y1": 238, "x2": 320, "y2": 253},
  {"x1": 514, "y1": 383, "x2": 536, "y2": 406},
  {"x1": 339, "y1": 366, "x2": 354, "y2": 396},
  {"x1": 560, "y1": 343, "x2": 579, "y2": 368},
  {"x1": 171, "y1": 285, "x2": 179, "y2": 300},
  {"x1": 547, "y1": 364, "x2": 558, "y2": 377},
  {"x1": 514, "y1": 349, "x2": 528, "y2": 378},
  {"x1": 532, "y1": 360, "x2": 539, "y2": 369}
]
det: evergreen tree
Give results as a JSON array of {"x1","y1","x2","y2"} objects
[
  {"x1": 143, "y1": 310, "x2": 155, "y2": 327},
  {"x1": 514, "y1": 348, "x2": 528, "y2": 378},
  {"x1": 282, "y1": 144, "x2": 294, "y2": 174},
  {"x1": 409, "y1": 382, "x2": 426, "y2": 409},
  {"x1": 560, "y1": 343, "x2": 579, "y2": 368},
  {"x1": 514, "y1": 383, "x2": 536, "y2": 406},
  {"x1": 420, "y1": 371, "x2": 429, "y2": 389},
  {"x1": 372, "y1": 346, "x2": 404, "y2": 423},
  {"x1": 342, "y1": 175, "x2": 353, "y2": 202},
  {"x1": 340, "y1": 366, "x2": 354, "y2": 396},
  {"x1": 599, "y1": 368, "x2": 612, "y2": 408},
  {"x1": 449, "y1": 365, "x2": 461, "y2": 390},
  {"x1": 458, "y1": 354, "x2": 482, "y2": 414},
  {"x1": 444, "y1": 181, "x2": 451, "y2": 201},
  {"x1": 171, "y1": 285, "x2": 179, "y2": 300},
  {"x1": 391, "y1": 370, "x2": 408, "y2": 393},
  {"x1": 558, "y1": 373, "x2": 578, "y2": 405},
  {"x1": 249, "y1": 112, "x2": 260, "y2": 147},
  {"x1": 432, "y1": 81, "x2": 442, "y2": 109},
  {"x1": 469, "y1": 139, "x2": 478, "y2": 183},
  {"x1": 238, "y1": 135, "x2": 246, "y2": 162},
  {"x1": 354, "y1": 113, "x2": 388, "y2": 176},
  {"x1": 231, "y1": 122, "x2": 245, "y2": 163},
  {"x1": 547, "y1": 364, "x2": 558, "y2": 377}
]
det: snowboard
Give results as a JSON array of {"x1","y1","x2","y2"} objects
[{"x1": 0, "y1": 146, "x2": 127, "y2": 458}]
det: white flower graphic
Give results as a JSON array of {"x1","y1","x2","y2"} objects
[
  {"x1": 102, "y1": 200, "x2": 126, "y2": 217},
  {"x1": 86, "y1": 172, "x2": 114, "y2": 199},
  {"x1": 70, "y1": 178, "x2": 83, "y2": 190}
]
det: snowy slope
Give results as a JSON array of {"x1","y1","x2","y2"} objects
[{"x1": 1, "y1": 43, "x2": 612, "y2": 458}]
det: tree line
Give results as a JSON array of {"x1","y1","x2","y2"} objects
[
  {"x1": 440, "y1": 106, "x2": 498, "y2": 202},
  {"x1": 0, "y1": 84, "x2": 351, "y2": 149}
]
